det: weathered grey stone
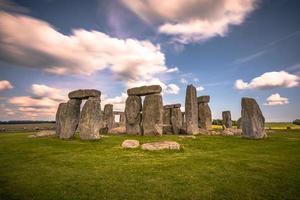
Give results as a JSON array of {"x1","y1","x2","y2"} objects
[
  {"x1": 163, "y1": 125, "x2": 173, "y2": 134},
  {"x1": 163, "y1": 104, "x2": 181, "y2": 109},
  {"x1": 28, "y1": 130, "x2": 56, "y2": 138},
  {"x1": 142, "y1": 94, "x2": 163, "y2": 135},
  {"x1": 222, "y1": 111, "x2": 232, "y2": 128},
  {"x1": 58, "y1": 99, "x2": 81, "y2": 139},
  {"x1": 109, "y1": 126, "x2": 126, "y2": 135},
  {"x1": 237, "y1": 117, "x2": 242, "y2": 129},
  {"x1": 241, "y1": 97, "x2": 266, "y2": 139},
  {"x1": 163, "y1": 107, "x2": 172, "y2": 125},
  {"x1": 79, "y1": 97, "x2": 102, "y2": 140},
  {"x1": 125, "y1": 96, "x2": 142, "y2": 134},
  {"x1": 119, "y1": 113, "x2": 126, "y2": 126},
  {"x1": 68, "y1": 89, "x2": 101, "y2": 99},
  {"x1": 141, "y1": 141, "x2": 180, "y2": 151},
  {"x1": 185, "y1": 85, "x2": 199, "y2": 135},
  {"x1": 198, "y1": 102, "x2": 212, "y2": 130},
  {"x1": 171, "y1": 107, "x2": 182, "y2": 134},
  {"x1": 221, "y1": 126, "x2": 242, "y2": 136},
  {"x1": 197, "y1": 95, "x2": 210, "y2": 103},
  {"x1": 55, "y1": 103, "x2": 66, "y2": 137},
  {"x1": 122, "y1": 139, "x2": 140, "y2": 149},
  {"x1": 103, "y1": 104, "x2": 114, "y2": 132},
  {"x1": 127, "y1": 85, "x2": 162, "y2": 96}
]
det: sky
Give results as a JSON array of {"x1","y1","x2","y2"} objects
[{"x1": 0, "y1": 0, "x2": 299, "y2": 122}]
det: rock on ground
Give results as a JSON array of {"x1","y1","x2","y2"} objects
[
  {"x1": 142, "y1": 94, "x2": 163, "y2": 136},
  {"x1": 122, "y1": 139, "x2": 140, "y2": 149},
  {"x1": 58, "y1": 99, "x2": 81, "y2": 139},
  {"x1": 68, "y1": 89, "x2": 101, "y2": 99},
  {"x1": 109, "y1": 126, "x2": 126, "y2": 135},
  {"x1": 222, "y1": 111, "x2": 232, "y2": 128},
  {"x1": 28, "y1": 130, "x2": 56, "y2": 138},
  {"x1": 125, "y1": 96, "x2": 142, "y2": 135},
  {"x1": 185, "y1": 85, "x2": 199, "y2": 135},
  {"x1": 79, "y1": 97, "x2": 102, "y2": 140},
  {"x1": 141, "y1": 141, "x2": 180, "y2": 151},
  {"x1": 241, "y1": 97, "x2": 266, "y2": 139},
  {"x1": 127, "y1": 85, "x2": 162, "y2": 96}
]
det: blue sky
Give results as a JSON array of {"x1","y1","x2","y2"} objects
[{"x1": 0, "y1": 0, "x2": 299, "y2": 121}]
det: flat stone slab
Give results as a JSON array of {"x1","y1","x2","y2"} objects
[
  {"x1": 122, "y1": 139, "x2": 140, "y2": 149},
  {"x1": 163, "y1": 104, "x2": 181, "y2": 109},
  {"x1": 28, "y1": 130, "x2": 56, "y2": 138},
  {"x1": 68, "y1": 89, "x2": 101, "y2": 99},
  {"x1": 197, "y1": 95, "x2": 210, "y2": 103},
  {"x1": 127, "y1": 85, "x2": 162, "y2": 96},
  {"x1": 109, "y1": 126, "x2": 126, "y2": 135},
  {"x1": 178, "y1": 135, "x2": 196, "y2": 139},
  {"x1": 141, "y1": 141, "x2": 180, "y2": 151}
]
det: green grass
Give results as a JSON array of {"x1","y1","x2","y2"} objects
[{"x1": 0, "y1": 130, "x2": 300, "y2": 200}]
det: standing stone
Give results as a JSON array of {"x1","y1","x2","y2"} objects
[
  {"x1": 197, "y1": 96, "x2": 212, "y2": 130},
  {"x1": 103, "y1": 104, "x2": 114, "y2": 132},
  {"x1": 241, "y1": 97, "x2": 266, "y2": 139},
  {"x1": 163, "y1": 106, "x2": 172, "y2": 125},
  {"x1": 59, "y1": 99, "x2": 81, "y2": 139},
  {"x1": 185, "y1": 85, "x2": 199, "y2": 135},
  {"x1": 171, "y1": 107, "x2": 182, "y2": 134},
  {"x1": 125, "y1": 96, "x2": 142, "y2": 134},
  {"x1": 237, "y1": 118, "x2": 242, "y2": 129},
  {"x1": 142, "y1": 94, "x2": 163, "y2": 135},
  {"x1": 119, "y1": 112, "x2": 126, "y2": 126},
  {"x1": 222, "y1": 111, "x2": 232, "y2": 128},
  {"x1": 79, "y1": 97, "x2": 102, "y2": 140},
  {"x1": 55, "y1": 103, "x2": 66, "y2": 137}
]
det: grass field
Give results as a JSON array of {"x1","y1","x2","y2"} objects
[{"x1": 0, "y1": 129, "x2": 299, "y2": 200}]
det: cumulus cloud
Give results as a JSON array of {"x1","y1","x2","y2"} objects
[
  {"x1": 196, "y1": 86, "x2": 204, "y2": 92},
  {"x1": 31, "y1": 84, "x2": 66, "y2": 101},
  {"x1": 0, "y1": 11, "x2": 173, "y2": 86},
  {"x1": 121, "y1": 0, "x2": 259, "y2": 43},
  {"x1": 102, "y1": 92, "x2": 128, "y2": 111},
  {"x1": 0, "y1": 80, "x2": 13, "y2": 91},
  {"x1": 165, "y1": 84, "x2": 180, "y2": 94},
  {"x1": 264, "y1": 93, "x2": 289, "y2": 106},
  {"x1": 180, "y1": 78, "x2": 188, "y2": 84},
  {"x1": 235, "y1": 71, "x2": 299, "y2": 90}
]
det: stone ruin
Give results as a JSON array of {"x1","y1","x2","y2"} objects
[{"x1": 55, "y1": 84, "x2": 267, "y2": 140}]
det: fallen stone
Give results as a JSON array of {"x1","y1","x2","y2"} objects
[
  {"x1": 142, "y1": 94, "x2": 163, "y2": 136},
  {"x1": 125, "y1": 96, "x2": 142, "y2": 134},
  {"x1": 28, "y1": 130, "x2": 56, "y2": 138},
  {"x1": 221, "y1": 127, "x2": 242, "y2": 136},
  {"x1": 127, "y1": 85, "x2": 162, "y2": 96},
  {"x1": 241, "y1": 97, "x2": 266, "y2": 139},
  {"x1": 222, "y1": 111, "x2": 232, "y2": 128},
  {"x1": 68, "y1": 89, "x2": 101, "y2": 99},
  {"x1": 122, "y1": 139, "x2": 140, "y2": 149},
  {"x1": 141, "y1": 141, "x2": 180, "y2": 151},
  {"x1": 58, "y1": 99, "x2": 82, "y2": 139},
  {"x1": 178, "y1": 135, "x2": 196, "y2": 139},
  {"x1": 79, "y1": 97, "x2": 102, "y2": 140},
  {"x1": 197, "y1": 95, "x2": 210, "y2": 103},
  {"x1": 109, "y1": 126, "x2": 126, "y2": 135},
  {"x1": 185, "y1": 85, "x2": 199, "y2": 135}
]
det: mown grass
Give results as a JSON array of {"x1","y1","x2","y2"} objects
[{"x1": 0, "y1": 130, "x2": 299, "y2": 200}]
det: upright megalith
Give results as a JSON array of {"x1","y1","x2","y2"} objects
[
  {"x1": 58, "y1": 99, "x2": 82, "y2": 139},
  {"x1": 163, "y1": 104, "x2": 182, "y2": 134},
  {"x1": 55, "y1": 103, "x2": 66, "y2": 137},
  {"x1": 241, "y1": 97, "x2": 266, "y2": 139},
  {"x1": 197, "y1": 95, "x2": 212, "y2": 130},
  {"x1": 119, "y1": 112, "x2": 126, "y2": 126},
  {"x1": 125, "y1": 96, "x2": 142, "y2": 134},
  {"x1": 79, "y1": 96, "x2": 102, "y2": 140},
  {"x1": 103, "y1": 104, "x2": 114, "y2": 132},
  {"x1": 222, "y1": 111, "x2": 232, "y2": 128},
  {"x1": 185, "y1": 85, "x2": 199, "y2": 135},
  {"x1": 237, "y1": 117, "x2": 242, "y2": 129},
  {"x1": 143, "y1": 94, "x2": 163, "y2": 135}
]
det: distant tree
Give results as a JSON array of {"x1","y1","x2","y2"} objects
[
  {"x1": 212, "y1": 119, "x2": 222, "y2": 125},
  {"x1": 292, "y1": 119, "x2": 300, "y2": 125}
]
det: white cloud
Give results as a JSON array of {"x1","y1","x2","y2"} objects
[
  {"x1": 122, "y1": 0, "x2": 258, "y2": 43},
  {"x1": 165, "y1": 84, "x2": 180, "y2": 94},
  {"x1": 102, "y1": 92, "x2": 128, "y2": 111},
  {"x1": 196, "y1": 86, "x2": 204, "y2": 92},
  {"x1": 264, "y1": 93, "x2": 289, "y2": 106},
  {"x1": 180, "y1": 78, "x2": 188, "y2": 84},
  {"x1": 166, "y1": 67, "x2": 179, "y2": 73},
  {"x1": 31, "y1": 84, "x2": 66, "y2": 101},
  {"x1": 8, "y1": 96, "x2": 58, "y2": 108},
  {"x1": 235, "y1": 71, "x2": 299, "y2": 90},
  {"x1": 0, "y1": 80, "x2": 13, "y2": 91},
  {"x1": 0, "y1": 11, "x2": 173, "y2": 86}
]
